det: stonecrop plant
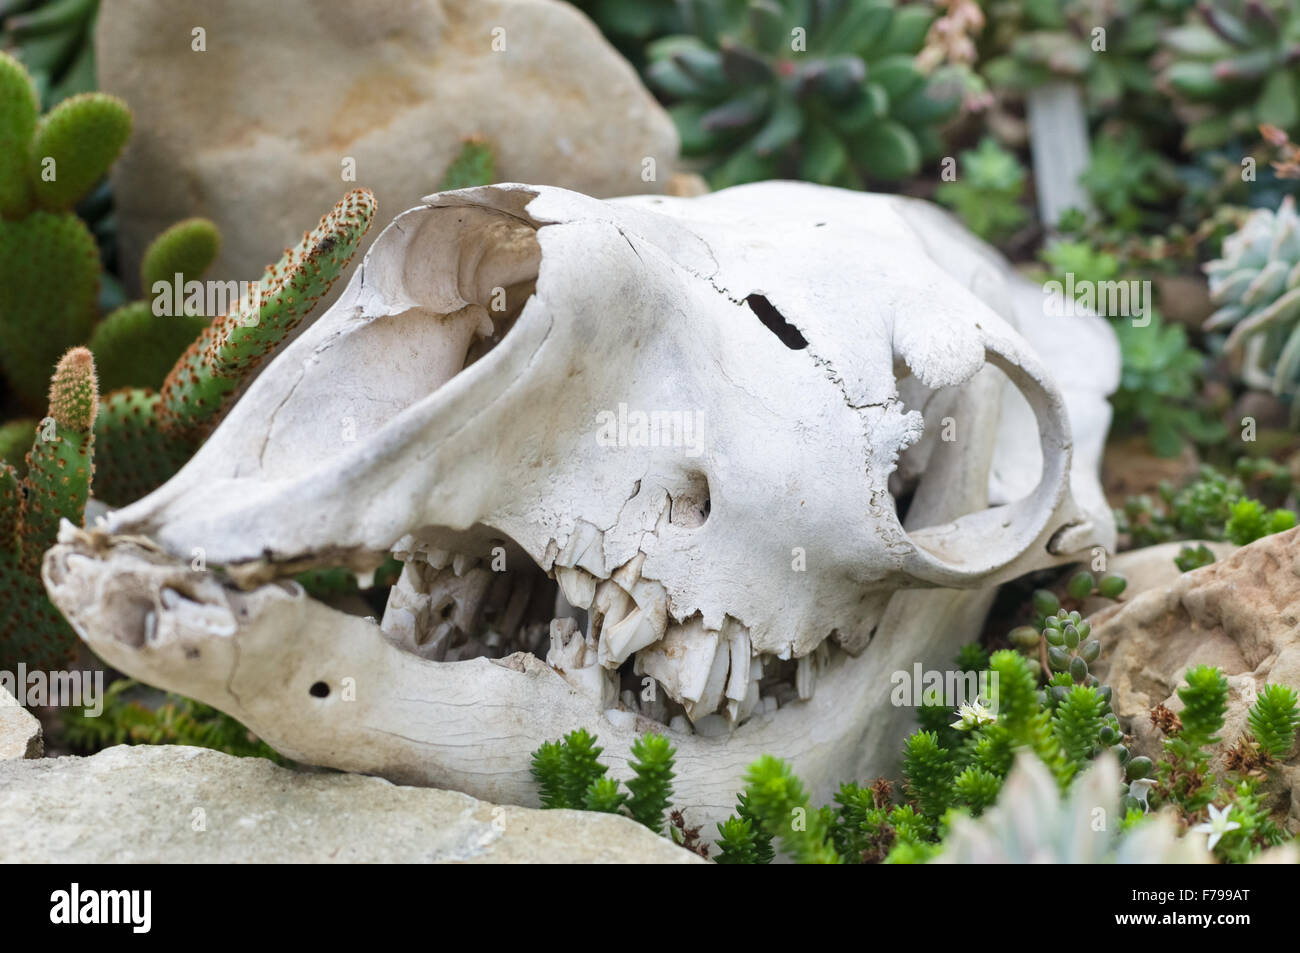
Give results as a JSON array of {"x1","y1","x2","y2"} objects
[{"x1": 1115, "y1": 459, "x2": 1297, "y2": 551}]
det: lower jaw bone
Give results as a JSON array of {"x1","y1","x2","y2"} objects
[{"x1": 43, "y1": 530, "x2": 996, "y2": 834}]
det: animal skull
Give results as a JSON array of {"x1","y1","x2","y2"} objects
[{"x1": 45, "y1": 182, "x2": 1118, "y2": 827}]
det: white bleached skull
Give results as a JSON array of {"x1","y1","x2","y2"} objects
[{"x1": 45, "y1": 182, "x2": 1118, "y2": 825}]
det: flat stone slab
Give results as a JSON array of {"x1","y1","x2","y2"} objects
[{"x1": 0, "y1": 745, "x2": 702, "y2": 863}]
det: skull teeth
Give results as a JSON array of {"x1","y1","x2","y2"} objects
[{"x1": 379, "y1": 541, "x2": 826, "y2": 727}]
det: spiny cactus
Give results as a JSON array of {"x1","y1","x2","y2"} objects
[
  {"x1": 0, "y1": 347, "x2": 97, "y2": 671},
  {"x1": 1161, "y1": 0, "x2": 1300, "y2": 149},
  {"x1": 646, "y1": 0, "x2": 961, "y2": 188},
  {"x1": 92, "y1": 188, "x2": 377, "y2": 504},
  {"x1": 0, "y1": 50, "x2": 221, "y2": 413},
  {"x1": 88, "y1": 217, "x2": 220, "y2": 392},
  {"x1": 1204, "y1": 196, "x2": 1300, "y2": 398}
]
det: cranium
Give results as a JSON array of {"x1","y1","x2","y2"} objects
[{"x1": 45, "y1": 182, "x2": 1118, "y2": 828}]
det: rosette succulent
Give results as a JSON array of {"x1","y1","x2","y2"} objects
[
  {"x1": 1204, "y1": 196, "x2": 1300, "y2": 395},
  {"x1": 647, "y1": 0, "x2": 961, "y2": 188},
  {"x1": 1161, "y1": 0, "x2": 1300, "y2": 149}
]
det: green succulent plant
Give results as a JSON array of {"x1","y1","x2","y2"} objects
[
  {"x1": 1204, "y1": 196, "x2": 1300, "y2": 399},
  {"x1": 1116, "y1": 461, "x2": 1296, "y2": 547},
  {"x1": 981, "y1": 0, "x2": 1193, "y2": 119},
  {"x1": 1161, "y1": 0, "x2": 1300, "y2": 149},
  {"x1": 91, "y1": 188, "x2": 376, "y2": 505},
  {"x1": 1112, "y1": 312, "x2": 1227, "y2": 457},
  {"x1": 530, "y1": 728, "x2": 680, "y2": 835},
  {"x1": 0, "y1": 50, "x2": 224, "y2": 417},
  {"x1": 933, "y1": 136, "x2": 1029, "y2": 241},
  {"x1": 0, "y1": 0, "x2": 100, "y2": 108},
  {"x1": 0, "y1": 192, "x2": 374, "y2": 670},
  {"x1": 646, "y1": 0, "x2": 961, "y2": 188},
  {"x1": 0, "y1": 347, "x2": 96, "y2": 671}
]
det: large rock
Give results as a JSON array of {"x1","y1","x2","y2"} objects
[
  {"x1": 96, "y1": 0, "x2": 680, "y2": 294},
  {"x1": 0, "y1": 745, "x2": 702, "y2": 863},
  {"x1": 1090, "y1": 528, "x2": 1300, "y2": 830},
  {"x1": 0, "y1": 684, "x2": 41, "y2": 760},
  {"x1": 1080, "y1": 539, "x2": 1237, "y2": 616}
]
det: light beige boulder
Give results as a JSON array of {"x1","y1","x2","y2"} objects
[
  {"x1": 96, "y1": 0, "x2": 679, "y2": 294},
  {"x1": 1080, "y1": 539, "x2": 1237, "y2": 616},
  {"x1": 1089, "y1": 528, "x2": 1300, "y2": 830},
  {"x1": 0, "y1": 684, "x2": 41, "y2": 760},
  {"x1": 0, "y1": 745, "x2": 703, "y2": 863}
]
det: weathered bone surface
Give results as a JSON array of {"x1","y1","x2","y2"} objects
[{"x1": 45, "y1": 182, "x2": 1118, "y2": 830}]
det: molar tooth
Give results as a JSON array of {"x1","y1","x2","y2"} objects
[
  {"x1": 545, "y1": 618, "x2": 616, "y2": 707},
  {"x1": 598, "y1": 600, "x2": 666, "y2": 668},
  {"x1": 452, "y1": 553, "x2": 474, "y2": 577},
  {"x1": 668, "y1": 715, "x2": 693, "y2": 736},
  {"x1": 555, "y1": 566, "x2": 597, "y2": 610},
  {"x1": 592, "y1": 579, "x2": 634, "y2": 630},
  {"x1": 633, "y1": 617, "x2": 727, "y2": 718},
  {"x1": 421, "y1": 548, "x2": 449, "y2": 570}
]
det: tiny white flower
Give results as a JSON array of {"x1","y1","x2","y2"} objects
[
  {"x1": 1128, "y1": 778, "x2": 1157, "y2": 814},
  {"x1": 1191, "y1": 803, "x2": 1241, "y2": 852},
  {"x1": 951, "y1": 700, "x2": 996, "y2": 731}
]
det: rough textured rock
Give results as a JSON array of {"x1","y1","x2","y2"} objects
[
  {"x1": 96, "y1": 0, "x2": 680, "y2": 293},
  {"x1": 0, "y1": 745, "x2": 703, "y2": 863},
  {"x1": 1090, "y1": 528, "x2": 1300, "y2": 830},
  {"x1": 0, "y1": 685, "x2": 41, "y2": 760},
  {"x1": 1081, "y1": 539, "x2": 1237, "y2": 616}
]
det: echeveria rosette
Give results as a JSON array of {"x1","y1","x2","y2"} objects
[
  {"x1": 981, "y1": 0, "x2": 1192, "y2": 118},
  {"x1": 1204, "y1": 196, "x2": 1300, "y2": 398},
  {"x1": 1161, "y1": 0, "x2": 1300, "y2": 149},
  {"x1": 647, "y1": 0, "x2": 961, "y2": 188}
]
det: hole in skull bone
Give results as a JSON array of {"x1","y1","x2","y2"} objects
[
  {"x1": 668, "y1": 471, "x2": 711, "y2": 528},
  {"x1": 309, "y1": 681, "x2": 330, "y2": 698},
  {"x1": 745, "y1": 293, "x2": 808, "y2": 350}
]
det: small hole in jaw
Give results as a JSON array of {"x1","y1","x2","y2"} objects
[{"x1": 309, "y1": 681, "x2": 330, "y2": 698}]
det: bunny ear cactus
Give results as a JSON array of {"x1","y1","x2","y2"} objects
[
  {"x1": 1204, "y1": 196, "x2": 1300, "y2": 397},
  {"x1": 647, "y1": 0, "x2": 961, "y2": 188},
  {"x1": 0, "y1": 347, "x2": 97, "y2": 671},
  {"x1": 88, "y1": 217, "x2": 221, "y2": 392},
  {"x1": 92, "y1": 188, "x2": 377, "y2": 505},
  {"x1": 0, "y1": 51, "x2": 127, "y2": 412},
  {"x1": 1161, "y1": 0, "x2": 1300, "y2": 149}
]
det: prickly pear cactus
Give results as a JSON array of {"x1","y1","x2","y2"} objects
[
  {"x1": 0, "y1": 348, "x2": 97, "y2": 671},
  {"x1": 88, "y1": 217, "x2": 221, "y2": 392},
  {"x1": 646, "y1": 0, "x2": 961, "y2": 188},
  {"x1": 93, "y1": 188, "x2": 378, "y2": 504},
  {"x1": 0, "y1": 51, "x2": 127, "y2": 411}
]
